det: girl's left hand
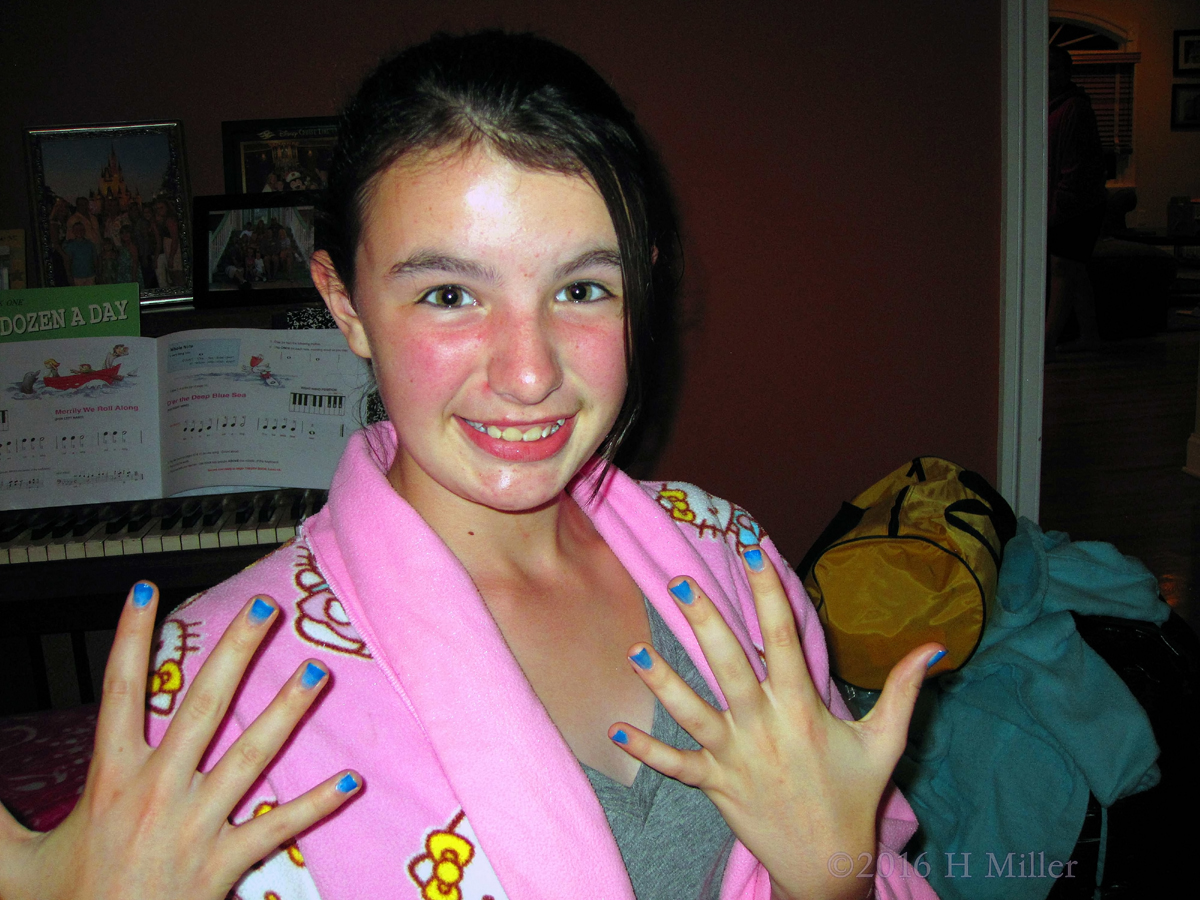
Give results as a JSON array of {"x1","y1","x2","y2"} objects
[{"x1": 610, "y1": 543, "x2": 941, "y2": 900}]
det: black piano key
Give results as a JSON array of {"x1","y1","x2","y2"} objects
[
  {"x1": 126, "y1": 503, "x2": 152, "y2": 533},
  {"x1": 258, "y1": 494, "x2": 278, "y2": 524},
  {"x1": 50, "y1": 508, "x2": 77, "y2": 539},
  {"x1": 234, "y1": 495, "x2": 257, "y2": 525},
  {"x1": 72, "y1": 508, "x2": 99, "y2": 537},
  {"x1": 181, "y1": 500, "x2": 203, "y2": 529},
  {"x1": 29, "y1": 509, "x2": 62, "y2": 541},
  {"x1": 0, "y1": 513, "x2": 31, "y2": 543},
  {"x1": 154, "y1": 500, "x2": 182, "y2": 530},
  {"x1": 105, "y1": 509, "x2": 133, "y2": 535},
  {"x1": 201, "y1": 499, "x2": 223, "y2": 528}
]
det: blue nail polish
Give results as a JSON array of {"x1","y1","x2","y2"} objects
[
  {"x1": 744, "y1": 548, "x2": 765, "y2": 572},
  {"x1": 301, "y1": 662, "x2": 327, "y2": 689},
  {"x1": 927, "y1": 649, "x2": 947, "y2": 669},
  {"x1": 669, "y1": 581, "x2": 694, "y2": 604},
  {"x1": 610, "y1": 729, "x2": 629, "y2": 745},
  {"x1": 738, "y1": 526, "x2": 758, "y2": 547},
  {"x1": 132, "y1": 581, "x2": 154, "y2": 608},
  {"x1": 335, "y1": 772, "x2": 358, "y2": 793},
  {"x1": 630, "y1": 648, "x2": 653, "y2": 670},
  {"x1": 248, "y1": 597, "x2": 275, "y2": 625}
]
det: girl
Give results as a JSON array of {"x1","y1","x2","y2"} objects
[{"x1": 0, "y1": 32, "x2": 940, "y2": 900}]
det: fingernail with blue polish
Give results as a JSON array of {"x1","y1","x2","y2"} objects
[
  {"x1": 335, "y1": 772, "x2": 358, "y2": 793},
  {"x1": 927, "y1": 649, "x2": 947, "y2": 669},
  {"x1": 669, "y1": 581, "x2": 694, "y2": 604},
  {"x1": 630, "y1": 648, "x2": 653, "y2": 670},
  {"x1": 132, "y1": 581, "x2": 154, "y2": 608},
  {"x1": 738, "y1": 526, "x2": 758, "y2": 547},
  {"x1": 610, "y1": 729, "x2": 629, "y2": 746},
  {"x1": 744, "y1": 548, "x2": 765, "y2": 572},
  {"x1": 301, "y1": 662, "x2": 327, "y2": 689},
  {"x1": 248, "y1": 597, "x2": 275, "y2": 625}
]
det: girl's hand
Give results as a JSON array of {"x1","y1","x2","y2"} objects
[
  {"x1": 0, "y1": 581, "x2": 361, "y2": 900},
  {"x1": 612, "y1": 545, "x2": 940, "y2": 900}
]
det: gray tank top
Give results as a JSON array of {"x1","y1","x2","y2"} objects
[{"x1": 582, "y1": 601, "x2": 735, "y2": 899}]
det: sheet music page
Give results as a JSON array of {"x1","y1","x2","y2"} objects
[
  {"x1": 158, "y1": 328, "x2": 368, "y2": 496},
  {"x1": 1, "y1": 335, "x2": 161, "y2": 511}
]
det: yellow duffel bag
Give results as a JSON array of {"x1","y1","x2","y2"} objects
[{"x1": 797, "y1": 457, "x2": 1017, "y2": 690}]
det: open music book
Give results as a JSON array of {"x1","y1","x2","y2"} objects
[{"x1": 1, "y1": 328, "x2": 368, "y2": 511}]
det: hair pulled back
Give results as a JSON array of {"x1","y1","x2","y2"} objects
[{"x1": 319, "y1": 30, "x2": 681, "y2": 468}]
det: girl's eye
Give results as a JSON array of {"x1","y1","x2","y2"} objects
[
  {"x1": 555, "y1": 281, "x2": 612, "y2": 303},
  {"x1": 419, "y1": 285, "x2": 477, "y2": 308}
]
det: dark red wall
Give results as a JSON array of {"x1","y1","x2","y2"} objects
[{"x1": 0, "y1": 0, "x2": 1002, "y2": 564}]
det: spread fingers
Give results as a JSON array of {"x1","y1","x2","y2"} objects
[
  {"x1": 626, "y1": 644, "x2": 725, "y2": 749},
  {"x1": 738, "y1": 541, "x2": 819, "y2": 708},
  {"x1": 156, "y1": 596, "x2": 280, "y2": 780},
  {"x1": 667, "y1": 577, "x2": 762, "y2": 714},
  {"x1": 200, "y1": 659, "x2": 332, "y2": 817},
  {"x1": 221, "y1": 769, "x2": 362, "y2": 879}
]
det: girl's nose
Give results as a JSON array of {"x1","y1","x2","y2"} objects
[{"x1": 486, "y1": 306, "x2": 563, "y2": 406}]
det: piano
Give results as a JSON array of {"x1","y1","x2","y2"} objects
[
  {"x1": 3, "y1": 301, "x2": 335, "y2": 714},
  {"x1": 1, "y1": 489, "x2": 327, "y2": 712}
]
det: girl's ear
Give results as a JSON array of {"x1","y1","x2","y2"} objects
[{"x1": 312, "y1": 251, "x2": 372, "y2": 360}]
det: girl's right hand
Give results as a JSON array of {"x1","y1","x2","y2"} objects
[{"x1": 0, "y1": 581, "x2": 361, "y2": 900}]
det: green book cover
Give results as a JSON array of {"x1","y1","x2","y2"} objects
[{"x1": 0, "y1": 284, "x2": 140, "y2": 344}]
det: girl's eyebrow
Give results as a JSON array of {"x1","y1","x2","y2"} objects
[
  {"x1": 387, "y1": 246, "x2": 622, "y2": 282},
  {"x1": 388, "y1": 250, "x2": 499, "y2": 282},
  {"x1": 554, "y1": 248, "x2": 622, "y2": 281}
]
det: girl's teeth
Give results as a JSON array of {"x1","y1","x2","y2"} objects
[{"x1": 472, "y1": 419, "x2": 564, "y2": 442}]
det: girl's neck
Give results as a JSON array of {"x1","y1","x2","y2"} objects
[{"x1": 388, "y1": 462, "x2": 592, "y2": 585}]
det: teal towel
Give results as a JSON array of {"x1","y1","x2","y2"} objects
[{"x1": 894, "y1": 518, "x2": 1165, "y2": 900}]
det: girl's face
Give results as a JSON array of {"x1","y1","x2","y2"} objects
[{"x1": 319, "y1": 145, "x2": 628, "y2": 515}]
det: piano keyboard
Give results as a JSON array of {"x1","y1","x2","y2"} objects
[
  {"x1": 289, "y1": 392, "x2": 345, "y2": 415},
  {"x1": 0, "y1": 489, "x2": 326, "y2": 565}
]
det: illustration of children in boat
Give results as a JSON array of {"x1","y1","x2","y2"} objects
[{"x1": 43, "y1": 344, "x2": 129, "y2": 390}]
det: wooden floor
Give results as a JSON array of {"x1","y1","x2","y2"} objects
[{"x1": 1040, "y1": 326, "x2": 1200, "y2": 630}]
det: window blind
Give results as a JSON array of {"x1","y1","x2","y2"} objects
[{"x1": 1069, "y1": 51, "x2": 1140, "y2": 156}]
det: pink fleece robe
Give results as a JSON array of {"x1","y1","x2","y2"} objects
[{"x1": 148, "y1": 423, "x2": 936, "y2": 900}]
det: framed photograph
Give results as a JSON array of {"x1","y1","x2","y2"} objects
[
  {"x1": 193, "y1": 192, "x2": 320, "y2": 309},
  {"x1": 221, "y1": 117, "x2": 338, "y2": 194},
  {"x1": 1174, "y1": 30, "x2": 1200, "y2": 77},
  {"x1": 1172, "y1": 84, "x2": 1200, "y2": 131},
  {"x1": 25, "y1": 121, "x2": 192, "y2": 305},
  {"x1": 0, "y1": 229, "x2": 27, "y2": 290}
]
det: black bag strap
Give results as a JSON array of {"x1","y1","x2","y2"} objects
[
  {"x1": 796, "y1": 501, "x2": 865, "y2": 583},
  {"x1": 956, "y1": 468, "x2": 1018, "y2": 548}
]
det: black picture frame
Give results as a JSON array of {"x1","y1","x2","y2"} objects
[
  {"x1": 1171, "y1": 84, "x2": 1200, "y2": 131},
  {"x1": 1174, "y1": 30, "x2": 1200, "y2": 77},
  {"x1": 25, "y1": 121, "x2": 192, "y2": 305},
  {"x1": 221, "y1": 117, "x2": 338, "y2": 194},
  {"x1": 192, "y1": 192, "x2": 321, "y2": 309}
]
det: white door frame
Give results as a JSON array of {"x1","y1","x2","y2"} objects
[{"x1": 998, "y1": 0, "x2": 1048, "y2": 521}]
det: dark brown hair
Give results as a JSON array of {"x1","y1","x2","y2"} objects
[{"x1": 318, "y1": 30, "x2": 681, "y2": 468}]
